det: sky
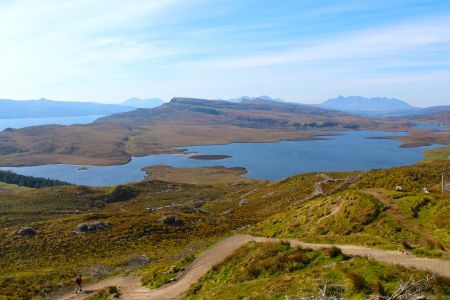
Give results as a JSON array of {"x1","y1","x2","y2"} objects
[{"x1": 0, "y1": 0, "x2": 450, "y2": 106}]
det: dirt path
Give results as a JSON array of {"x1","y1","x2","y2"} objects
[
  {"x1": 55, "y1": 275, "x2": 144, "y2": 300},
  {"x1": 303, "y1": 173, "x2": 361, "y2": 202},
  {"x1": 56, "y1": 235, "x2": 450, "y2": 300}
]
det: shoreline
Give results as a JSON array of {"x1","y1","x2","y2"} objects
[{"x1": 0, "y1": 129, "x2": 446, "y2": 169}]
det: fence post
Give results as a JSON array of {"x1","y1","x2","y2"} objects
[{"x1": 443, "y1": 173, "x2": 445, "y2": 193}]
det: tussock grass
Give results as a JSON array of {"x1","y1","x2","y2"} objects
[
  {"x1": 186, "y1": 242, "x2": 450, "y2": 299},
  {"x1": 250, "y1": 188, "x2": 450, "y2": 258}
]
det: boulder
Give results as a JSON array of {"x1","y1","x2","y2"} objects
[
  {"x1": 160, "y1": 215, "x2": 183, "y2": 226},
  {"x1": 75, "y1": 222, "x2": 111, "y2": 233},
  {"x1": 15, "y1": 227, "x2": 36, "y2": 237},
  {"x1": 239, "y1": 198, "x2": 249, "y2": 206}
]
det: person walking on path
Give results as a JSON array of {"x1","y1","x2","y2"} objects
[{"x1": 75, "y1": 275, "x2": 83, "y2": 294}]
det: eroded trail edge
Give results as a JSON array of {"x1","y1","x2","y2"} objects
[{"x1": 57, "y1": 234, "x2": 450, "y2": 300}]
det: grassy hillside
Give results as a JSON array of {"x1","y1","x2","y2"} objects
[
  {"x1": 186, "y1": 241, "x2": 450, "y2": 299},
  {"x1": 0, "y1": 161, "x2": 449, "y2": 298},
  {"x1": 423, "y1": 146, "x2": 450, "y2": 163},
  {"x1": 0, "y1": 169, "x2": 330, "y2": 298},
  {"x1": 202, "y1": 170, "x2": 360, "y2": 220},
  {"x1": 249, "y1": 161, "x2": 450, "y2": 258},
  {"x1": 0, "y1": 178, "x2": 260, "y2": 299},
  {"x1": 351, "y1": 160, "x2": 450, "y2": 192},
  {"x1": 250, "y1": 189, "x2": 450, "y2": 258}
]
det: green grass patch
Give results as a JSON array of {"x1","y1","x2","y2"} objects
[{"x1": 186, "y1": 242, "x2": 450, "y2": 299}]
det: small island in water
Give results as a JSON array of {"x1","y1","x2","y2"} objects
[{"x1": 189, "y1": 154, "x2": 232, "y2": 160}]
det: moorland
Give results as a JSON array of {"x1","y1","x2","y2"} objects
[
  {"x1": 1, "y1": 158, "x2": 449, "y2": 299},
  {"x1": 1, "y1": 98, "x2": 449, "y2": 167}
]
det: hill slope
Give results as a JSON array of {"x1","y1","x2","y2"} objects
[
  {"x1": 0, "y1": 97, "x2": 406, "y2": 166},
  {"x1": 96, "y1": 97, "x2": 383, "y2": 128},
  {"x1": 1, "y1": 161, "x2": 449, "y2": 299},
  {"x1": 249, "y1": 161, "x2": 450, "y2": 258},
  {"x1": 404, "y1": 106, "x2": 450, "y2": 124},
  {"x1": 319, "y1": 96, "x2": 415, "y2": 116},
  {"x1": 187, "y1": 240, "x2": 450, "y2": 299}
]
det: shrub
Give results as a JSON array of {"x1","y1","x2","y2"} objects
[
  {"x1": 372, "y1": 281, "x2": 387, "y2": 298},
  {"x1": 105, "y1": 185, "x2": 137, "y2": 202},
  {"x1": 402, "y1": 241, "x2": 414, "y2": 250},
  {"x1": 85, "y1": 286, "x2": 119, "y2": 300},
  {"x1": 326, "y1": 246, "x2": 343, "y2": 258},
  {"x1": 347, "y1": 272, "x2": 368, "y2": 292},
  {"x1": 280, "y1": 239, "x2": 290, "y2": 246},
  {"x1": 160, "y1": 215, "x2": 183, "y2": 226}
]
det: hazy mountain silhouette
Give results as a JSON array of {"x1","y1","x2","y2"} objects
[
  {"x1": 122, "y1": 97, "x2": 165, "y2": 108},
  {"x1": 0, "y1": 98, "x2": 134, "y2": 118}
]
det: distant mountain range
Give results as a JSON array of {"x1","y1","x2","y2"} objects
[
  {"x1": 0, "y1": 97, "x2": 166, "y2": 119},
  {"x1": 2, "y1": 95, "x2": 448, "y2": 120},
  {"x1": 320, "y1": 96, "x2": 412, "y2": 112},
  {"x1": 317, "y1": 96, "x2": 450, "y2": 117},
  {"x1": 227, "y1": 95, "x2": 285, "y2": 103},
  {"x1": 122, "y1": 97, "x2": 165, "y2": 108},
  {"x1": 0, "y1": 98, "x2": 134, "y2": 119}
]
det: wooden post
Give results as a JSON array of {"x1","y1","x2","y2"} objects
[
  {"x1": 441, "y1": 173, "x2": 444, "y2": 194},
  {"x1": 442, "y1": 173, "x2": 445, "y2": 193}
]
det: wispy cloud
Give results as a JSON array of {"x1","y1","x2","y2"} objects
[
  {"x1": 0, "y1": 0, "x2": 449, "y2": 105},
  {"x1": 179, "y1": 15, "x2": 450, "y2": 69},
  {"x1": 0, "y1": 0, "x2": 185, "y2": 85}
]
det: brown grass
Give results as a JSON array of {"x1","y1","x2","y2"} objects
[{"x1": 144, "y1": 165, "x2": 255, "y2": 185}]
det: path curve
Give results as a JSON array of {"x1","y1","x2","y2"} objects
[{"x1": 56, "y1": 235, "x2": 450, "y2": 300}]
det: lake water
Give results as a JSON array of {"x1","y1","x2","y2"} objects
[
  {"x1": 0, "y1": 115, "x2": 104, "y2": 131},
  {"x1": 0, "y1": 131, "x2": 439, "y2": 186}
]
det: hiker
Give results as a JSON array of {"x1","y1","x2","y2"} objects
[{"x1": 75, "y1": 274, "x2": 83, "y2": 293}]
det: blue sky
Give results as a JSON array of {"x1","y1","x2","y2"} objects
[{"x1": 0, "y1": 0, "x2": 449, "y2": 106}]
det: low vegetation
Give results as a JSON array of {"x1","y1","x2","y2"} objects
[
  {"x1": 0, "y1": 161, "x2": 449, "y2": 298},
  {"x1": 186, "y1": 242, "x2": 450, "y2": 299},
  {"x1": 142, "y1": 254, "x2": 195, "y2": 288},
  {"x1": 351, "y1": 160, "x2": 450, "y2": 192},
  {"x1": 144, "y1": 165, "x2": 255, "y2": 185},
  {"x1": 250, "y1": 189, "x2": 450, "y2": 258},
  {"x1": 85, "y1": 286, "x2": 119, "y2": 300},
  {"x1": 0, "y1": 178, "x2": 256, "y2": 299},
  {"x1": 423, "y1": 146, "x2": 450, "y2": 163}
]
